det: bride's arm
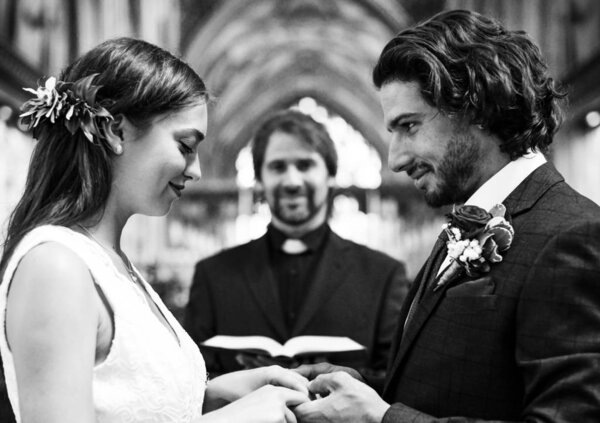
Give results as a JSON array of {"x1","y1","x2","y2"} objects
[
  {"x1": 6, "y1": 243, "x2": 99, "y2": 423},
  {"x1": 202, "y1": 365, "x2": 308, "y2": 412}
]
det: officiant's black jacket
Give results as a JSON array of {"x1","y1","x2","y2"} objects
[{"x1": 184, "y1": 229, "x2": 408, "y2": 374}]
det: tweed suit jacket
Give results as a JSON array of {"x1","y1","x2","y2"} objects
[
  {"x1": 382, "y1": 163, "x2": 600, "y2": 422},
  {"x1": 184, "y1": 229, "x2": 409, "y2": 375}
]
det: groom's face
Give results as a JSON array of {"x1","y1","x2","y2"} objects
[{"x1": 379, "y1": 80, "x2": 486, "y2": 207}]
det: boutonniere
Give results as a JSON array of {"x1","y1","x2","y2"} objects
[{"x1": 434, "y1": 204, "x2": 514, "y2": 291}]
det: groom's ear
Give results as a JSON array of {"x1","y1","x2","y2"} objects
[{"x1": 105, "y1": 114, "x2": 125, "y2": 155}]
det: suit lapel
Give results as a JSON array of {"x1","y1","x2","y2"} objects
[
  {"x1": 290, "y1": 232, "x2": 348, "y2": 337},
  {"x1": 386, "y1": 265, "x2": 424, "y2": 364},
  {"x1": 243, "y1": 236, "x2": 288, "y2": 340},
  {"x1": 384, "y1": 232, "x2": 449, "y2": 394},
  {"x1": 417, "y1": 232, "x2": 449, "y2": 299},
  {"x1": 400, "y1": 232, "x2": 447, "y2": 332}
]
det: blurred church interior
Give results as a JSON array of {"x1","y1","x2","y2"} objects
[{"x1": 1, "y1": 0, "x2": 600, "y2": 320}]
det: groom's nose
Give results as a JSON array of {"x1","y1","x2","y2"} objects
[{"x1": 388, "y1": 136, "x2": 413, "y2": 173}]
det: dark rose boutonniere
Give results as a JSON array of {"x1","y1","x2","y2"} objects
[{"x1": 434, "y1": 204, "x2": 514, "y2": 291}]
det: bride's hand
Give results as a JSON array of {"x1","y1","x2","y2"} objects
[
  {"x1": 204, "y1": 365, "x2": 309, "y2": 411},
  {"x1": 202, "y1": 385, "x2": 309, "y2": 423}
]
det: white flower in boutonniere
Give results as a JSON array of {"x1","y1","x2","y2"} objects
[{"x1": 434, "y1": 204, "x2": 514, "y2": 291}]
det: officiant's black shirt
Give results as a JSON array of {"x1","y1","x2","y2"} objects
[{"x1": 267, "y1": 223, "x2": 330, "y2": 332}]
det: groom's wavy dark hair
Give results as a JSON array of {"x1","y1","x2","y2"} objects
[{"x1": 372, "y1": 9, "x2": 566, "y2": 159}]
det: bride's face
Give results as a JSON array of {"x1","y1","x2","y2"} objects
[{"x1": 110, "y1": 103, "x2": 207, "y2": 217}]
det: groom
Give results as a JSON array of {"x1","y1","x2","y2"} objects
[{"x1": 295, "y1": 9, "x2": 600, "y2": 423}]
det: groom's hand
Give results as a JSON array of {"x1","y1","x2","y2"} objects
[
  {"x1": 293, "y1": 372, "x2": 389, "y2": 423},
  {"x1": 293, "y1": 362, "x2": 365, "y2": 382}
]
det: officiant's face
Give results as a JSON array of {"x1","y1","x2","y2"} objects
[
  {"x1": 380, "y1": 80, "x2": 487, "y2": 207},
  {"x1": 259, "y1": 131, "x2": 334, "y2": 230}
]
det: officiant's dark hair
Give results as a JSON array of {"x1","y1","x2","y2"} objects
[
  {"x1": 372, "y1": 9, "x2": 566, "y2": 159},
  {"x1": 251, "y1": 109, "x2": 338, "y2": 181},
  {"x1": 1, "y1": 37, "x2": 208, "y2": 277}
]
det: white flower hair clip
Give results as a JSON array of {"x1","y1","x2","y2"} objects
[{"x1": 19, "y1": 73, "x2": 113, "y2": 143}]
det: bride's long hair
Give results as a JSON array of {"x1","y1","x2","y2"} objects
[{"x1": 1, "y1": 37, "x2": 208, "y2": 278}]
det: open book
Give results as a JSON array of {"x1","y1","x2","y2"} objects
[{"x1": 200, "y1": 335, "x2": 366, "y2": 360}]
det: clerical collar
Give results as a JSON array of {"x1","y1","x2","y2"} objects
[{"x1": 267, "y1": 223, "x2": 330, "y2": 253}]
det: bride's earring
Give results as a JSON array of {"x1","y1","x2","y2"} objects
[{"x1": 106, "y1": 115, "x2": 125, "y2": 155}]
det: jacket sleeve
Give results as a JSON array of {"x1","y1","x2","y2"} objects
[
  {"x1": 382, "y1": 220, "x2": 600, "y2": 423},
  {"x1": 183, "y1": 261, "x2": 220, "y2": 373}
]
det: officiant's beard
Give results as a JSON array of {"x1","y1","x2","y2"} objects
[
  {"x1": 272, "y1": 184, "x2": 326, "y2": 226},
  {"x1": 424, "y1": 132, "x2": 483, "y2": 208}
]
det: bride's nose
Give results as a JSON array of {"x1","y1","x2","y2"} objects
[{"x1": 185, "y1": 154, "x2": 201, "y2": 181}]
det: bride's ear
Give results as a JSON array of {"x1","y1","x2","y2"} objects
[{"x1": 105, "y1": 114, "x2": 125, "y2": 155}]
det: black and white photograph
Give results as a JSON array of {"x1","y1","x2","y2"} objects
[{"x1": 1, "y1": 1, "x2": 599, "y2": 422}]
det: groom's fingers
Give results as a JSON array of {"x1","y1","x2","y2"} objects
[
  {"x1": 308, "y1": 372, "x2": 350, "y2": 395},
  {"x1": 293, "y1": 396, "x2": 330, "y2": 421},
  {"x1": 292, "y1": 363, "x2": 320, "y2": 379},
  {"x1": 294, "y1": 363, "x2": 366, "y2": 383},
  {"x1": 293, "y1": 362, "x2": 336, "y2": 379}
]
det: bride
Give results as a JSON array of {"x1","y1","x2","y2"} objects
[{"x1": 0, "y1": 37, "x2": 308, "y2": 423}]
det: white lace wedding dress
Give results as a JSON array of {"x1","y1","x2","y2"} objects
[{"x1": 0, "y1": 225, "x2": 206, "y2": 422}]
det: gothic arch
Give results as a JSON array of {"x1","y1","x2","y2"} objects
[{"x1": 183, "y1": 0, "x2": 411, "y2": 185}]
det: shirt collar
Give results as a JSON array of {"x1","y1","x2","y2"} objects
[
  {"x1": 464, "y1": 150, "x2": 546, "y2": 211},
  {"x1": 267, "y1": 223, "x2": 330, "y2": 253}
]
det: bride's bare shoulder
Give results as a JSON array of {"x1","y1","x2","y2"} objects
[
  {"x1": 7, "y1": 241, "x2": 96, "y2": 319},
  {"x1": 11, "y1": 241, "x2": 91, "y2": 282}
]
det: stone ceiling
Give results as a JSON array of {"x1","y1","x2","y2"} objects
[{"x1": 181, "y1": 0, "x2": 444, "y2": 187}]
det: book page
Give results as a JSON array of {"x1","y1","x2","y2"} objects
[
  {"x1": 282, "y1": 336, "x2": 365, "y2": 357},
  {"x1": 201, "y1": 335, "x2": 285, "y2": 356}
]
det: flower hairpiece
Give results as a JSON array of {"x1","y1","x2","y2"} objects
[
  {"x1": 434, "y1": 204, "x2": 514, "y2": 291},
  {"x1": 19, "y1": 74, "x2": 113, "y2": 143}
]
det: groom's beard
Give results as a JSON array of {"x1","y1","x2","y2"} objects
[{"x1": 425, "y1": 131, "x2": 483, "y2": 208}]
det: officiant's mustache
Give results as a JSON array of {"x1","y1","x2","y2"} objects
[
  {"x1": 272, "y1": 183, "x2": 320, "y2": 224},
  {"x1": 277, "y1": 183, "x2": 310, "y2": 197}
]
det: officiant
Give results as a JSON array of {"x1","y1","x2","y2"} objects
[{"x1": 184, "y1": 109, "x2": 409, "y2": 375}]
